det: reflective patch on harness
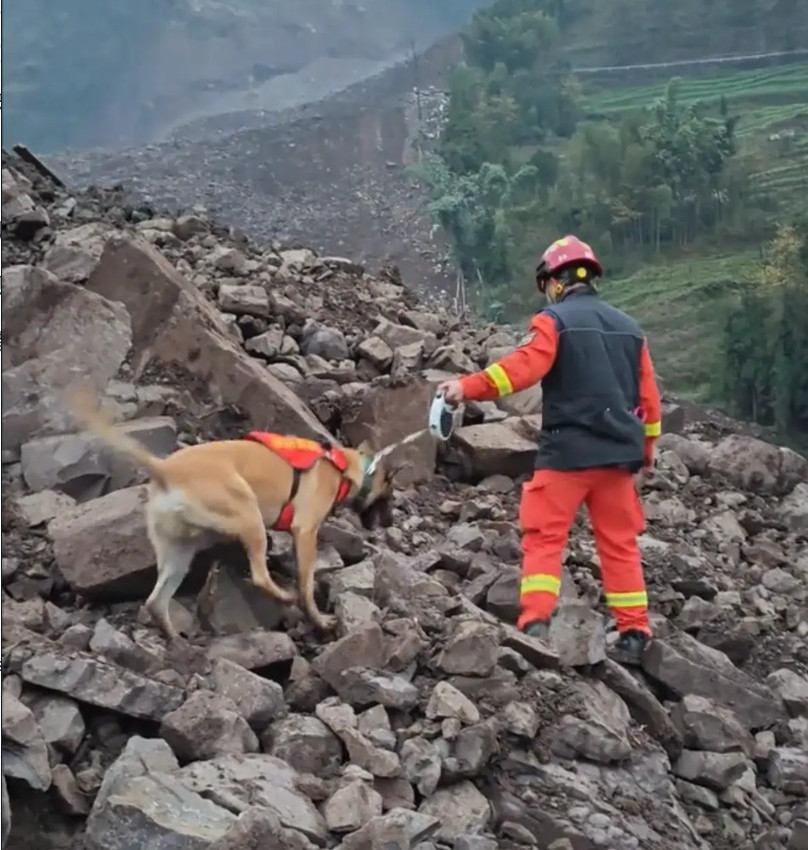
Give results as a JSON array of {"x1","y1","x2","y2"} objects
[
  {"x1": 244, "y1": 431, "x2": 348, "y2": 474},
  {"x1": 244, "y1": 431, "x2": 353, "y2": 532}
]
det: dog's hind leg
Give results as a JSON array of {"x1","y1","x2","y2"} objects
[
  {"x1": 293, "y1": 526, "x2": 336, "y2": 632},
  {"x1": 236, "y1": 502, "x2": 296, "y2": 605},
  {"x1": 144, "y1": 537, "x2": 198, "y2": 641}
]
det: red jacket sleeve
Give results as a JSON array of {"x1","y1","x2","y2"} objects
[
  {"x1": 639, "y1": 338, "x2": 662, "y2": 461},
  {"x1": 459, "y1": 313, "x2": 559, "y2": 402}
]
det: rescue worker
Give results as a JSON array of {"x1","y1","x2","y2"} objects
[{"x1": 439, "y1": 235, "x2": 661, "y2": 665}]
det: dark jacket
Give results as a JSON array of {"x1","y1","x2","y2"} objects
[{"x1": 537, "y1": 289, "x2": 646, "y2": 472}]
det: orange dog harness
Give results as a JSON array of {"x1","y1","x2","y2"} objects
[{"x1": 243, "y1": 432, "x2": 352, "y2": 531}]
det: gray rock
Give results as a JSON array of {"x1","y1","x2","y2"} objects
[
  {"x1": 21, "y1": 651, "x2": 184, "y2": 722},
  {"x1": 211, "y1": 658, "x2": 286, "y2": 727},
  {"x1": 25, "y1": 693, "x2": 85, "y2": 758},
  {"x1": 673, "y1": 750, "x2": 749, "y2": 791},
  {"x1": 84, "y1": 772, "x2": 236, "y2": 850},
  {"x1": 438, "y1": 619, "x2": 499, "y2": 677},
  {"x1": 301, "y1": 324, "x2": 350, "y2": 361},
  {"x1": 160, "y1": 691, "x2": 259, "y2": 762},
  {"x1": 2, "y1": 264, "x2": 132, "y2": 452},
  {"x1": 218, "y1": 283, "x2": 269, "y2": 316},
  {"x1": 400, "y1": 737, "x2": 443, "y2": 796},
  {"x1": 209, "y1": 808, "x2": 317, "y2": 850},
  {"x1": 14, "y1": 489, "x2": 77, "y2": 526},
  {"x1": 207, "y1": 630, "x2": 297, "y2": 671},
  {"x1": 21, "y1": 417, "x2": 176, "y2": 502},
  {"x1": 768, "y1": 748, "x2": 808, "y2": 795},
  {"x1": 549, "y1": 601, "x2": 607, "y2": 667},
  {"x1": 340, "y1": 727, "x2": 401, "y2": 778},
  {"x1": 323, "y1": 779, "x2": 384, "y2": 833},
  {"x1": 178, "y1": 754, "x2": 328, "y2": 843},
  {"x1": 91, "y1": 736, "x2": 180, "y2": 813},
  {"x1": 1, "y1": 691, "x2": 51, "y2": 791},
  {"x1": 263, "y1": 714, "x2": 343, "y2": 776},
  {"x1": 340, "y1": 808, "x2": 440, "y2": 850},
  {"x1": 312, "y1": 623, "x2": 386, "y2": 691},
  {"x1": 642, "y1": 633, "x2": 786, "y2": 730},
  {"x1": 426, "y1": 681, "x2": 480, "y2": 725},
  {"x1": 417, "y1": 781, "x2": 491, "y2": 841},
  {"x1": 670, "y1": 694, "x2": 754, "y2": 756},
  {"x1": 335, "y1": 668, "x2": 419, "y2": 710},
  {"x1": 767, "y1": 668, "x2": 808, "y2": 718},
  {"x1": 49, "y1": 485, "x2": 157, "y2": 600}
]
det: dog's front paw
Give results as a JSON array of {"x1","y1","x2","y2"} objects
[{"x1": 311, "y1": 613, "x2": 337, "y2": 632}]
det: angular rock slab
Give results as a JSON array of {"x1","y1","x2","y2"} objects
[
  {"x1": 84, "y1": 772, "x2": 236, "y2": 850},
  {"x1": 49, "y1": 485, "x2": 157, "y2": 600},
  {"x1": 340, "y1": 379, "x2": 436, "y2": 485},
  {"x1": 21, "y1": 651, "x2": 185, "y2": 722},
  {"x1": 2, "y1": 264, "x2": 132, "y2": 452},
  {"x1": 20, "y1": 417, "x2": 176, "y2": 501},
  {"x1": 1, "y1": 692, "x2": 52, "y2": 791},
  {"x1": 178, "y1": 754, "x2": 327, "y2": 844},
  {"x1": 417, "y1": 780, "x2": 491, "y2": 842},
  {"x1": 452, "y1": 423, "x2": 536, "y2": 480},
  {"x1": 642, "y1": 633, "x2": 786, "y2": 730},
  {"x1": 86, "y1": 235, "x2": 330, "y2": 440},
  {"x1": 708, "y1": 434, "x2": 808, "y2": 497}
]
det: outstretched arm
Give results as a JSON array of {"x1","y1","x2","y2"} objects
[
  {"x1": 458, "y1": 313, "x2": 559, "y2": 402},
  {"x1": 639, "y1": 338, "x2": 662, "y2": 467}
]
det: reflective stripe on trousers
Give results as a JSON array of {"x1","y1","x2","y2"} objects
[{"x1": 518, "y1": 467, "x2": 651, "y2": 634}]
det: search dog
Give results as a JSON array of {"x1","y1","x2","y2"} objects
[{"x1": 69, "y1": 387, "x2": 395, "y2": 640}]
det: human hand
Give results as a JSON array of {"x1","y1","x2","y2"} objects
[
  {"x1": 643, "y1": 442, "x2": 658, "y2": 472},
  {"x1": 438, "y1": 380, "x2": 465, "y2": 406}
]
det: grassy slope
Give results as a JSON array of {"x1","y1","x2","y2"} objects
[
  {"x1": 608, "y1": 252, "x2": 759, "y2": 400},
  {"x1": 582, "y1": 63, "x2": 808, "y2": 400}
]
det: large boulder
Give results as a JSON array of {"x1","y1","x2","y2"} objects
[
  {"x1": 451, "y1": 422, "x2": 536, "y2": 480},
  {"x1": 19, "y1": 417, "x2": 176, "y2": 502},
  {"x1": 340, "y1": 379, "x2": 436, "y2": 485},
  {"x1": 2, "y1": 265, "x2": 132, "y2": 453},
  {"x1": 708, "y1": 435, "x2": 808, "y2": 496},
  {"x1": 48, "y1": 485, "x2": 158, "y2": 599},
  {"x1": 86, "y1": 235, "x2": 330, "y2": 440}
]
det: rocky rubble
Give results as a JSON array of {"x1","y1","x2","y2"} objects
[{"x1": 2, "y1": 148, "x2": 808, "y2": 850}]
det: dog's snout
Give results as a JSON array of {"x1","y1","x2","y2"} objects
[{"x1": 360, "y1": 497, "x2": 394, "y2": 529}]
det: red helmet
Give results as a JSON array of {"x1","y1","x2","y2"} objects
[{"x1": 535, "y1": 235, "x2": 602, "y2": 290}]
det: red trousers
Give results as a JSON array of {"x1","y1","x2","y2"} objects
[{"x1": 518, "y1": 467, "x2": 651, "y2": 634}]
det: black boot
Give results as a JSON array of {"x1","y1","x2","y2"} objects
[
  {"x1": 609, "y1": 630, "x2": 650, "y2": 666},
  {"x1": 522, "y1": 620, "x2": 551, "y2": 641}
]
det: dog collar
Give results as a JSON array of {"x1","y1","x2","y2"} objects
[{"x1": 356, "y1": 455, "x2": 379, "y2": 503}]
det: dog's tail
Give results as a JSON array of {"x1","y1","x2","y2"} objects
[{"x1": 68, "y1": 384, "x2": 169, "y2": 489}]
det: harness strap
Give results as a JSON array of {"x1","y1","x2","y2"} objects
[{"x1": 244, "y1": 432, "x2": 353, "y2": 531}]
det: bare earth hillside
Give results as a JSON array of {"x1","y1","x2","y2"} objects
[
  {"x1": 3, "y1": 0, "x2": 485, "y2": 153},
  {"x1": 48, "y1": 38, "x2": 464, "y2": 297}
]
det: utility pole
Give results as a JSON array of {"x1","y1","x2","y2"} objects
[{"x1": 410, "y1": 39, "x2": 423, "y2": 161}]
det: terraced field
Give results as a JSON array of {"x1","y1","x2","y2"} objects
[
  {"x1": 608, "y1": 250, "x2": 760, "y2": 401},
  {"x1": 576, "y1": 63, "x2": 807, "y2": 401},
  {"x1": 582, "y1": 63, "x2": 808, "y2": 214},
  {"x1": 583, "y1": 64, "x2": 808, "y2": 115}
]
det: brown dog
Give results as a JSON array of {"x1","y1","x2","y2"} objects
[{"x1": 69, "y1": 388, "x2": 395, "y2": 639}]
